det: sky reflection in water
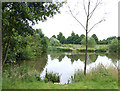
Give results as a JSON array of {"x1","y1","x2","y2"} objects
[{"x1": 40, "y1": 52, "x2": 118, "y2": 84}]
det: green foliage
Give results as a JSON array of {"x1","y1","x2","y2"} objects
[
  {"x1": 57, "y1": 47, "x2": 73, "y2": 51},
  {"x1": 26, "y1": 29, "x2": 49, "y2": 55},
  {"x1": 91, "y1": 34, "x2": 98, "y2": 44},
  {"x1": 44, "y1": 69, "x2": 60, "y2": 83},
  {"x1": 81, "y1": 37, "x2": 97, "y2": 48},
  {"x1": 107, "y1": 36, "x2": 117, "y2": 44},
  {"x1": 98, "y1": 36, "x2": 117, "y2": 45},
  {"x1": 96, "y1": 45, "x2": 108, "y2": 52},
  {"x1": 3, "y1": 61, "x2": 40, "y2": 83},
  {"x1": 77, "y1": 48, "x2": 95, "y2": 52},
  {"x1": 48, "y1": 46, "x2": 58, "y2": 51},
  {"x1": 109, "y1": 38, "x2": 118, "y2": 52},
  {"x1": 3, "y1": 29, "x2": 49, "y2": 66},
  {"x1": 55, "y1": 32, "x2": 85, "y2": 44},
  {"x1": 2, "y1": 61, "x2": 118, "y2": 89},
  {"x1": 57, "y1": 32, "x2": 66, "y2": 44},
  {"x1": 73, "y1": 64, "x2": 118, "y2": 83},
  {"x1": 44, "y1": 78, "x2": 48, "y2": 83},
  {"x1": 52, "y1": 35, "x2": 56, "y2": 38},
  {"x1": 2, "y1": 2, "x2": 63, "y2": 66},
  {"x1": 35, "y1": 75, "x2": 41, "y2": 81},
  {"x1": 73, "y1": 71, "x2": 85, "y2": 82},
  {"x1": 66, "y1": 32, "x2": 84, "y2": 44},
  {"x1": 49, "y1": 37, "x2": 61, "y2": 46}
]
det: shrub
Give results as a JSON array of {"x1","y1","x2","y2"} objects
[
  {"x1": 44, "y1": 78, "x2": 48, "y2": 83},
  {"x1": 35, "y1": 75, "x2": 41, "y2": 81},
  {"x1": 81, "y1": 37, "x2": 97, "y2": 48},
  {"x1": 76, "y1": 48, "x2": 95, "y2": 52},
  {"x1": 48, "y1": 46, "x2": 57, "y2": 51},
  {"x1": 96, "y1": 45, "x2": 107, "y2": 52},
  {"x1": 44, "y1": 69, "x2": 60, "y2": 83},
  {"x1": 49, "y1": 37, "x2": 61, "y2": 46},
  {"x1": 109, "y1": 38, "x2": 118, "y2": 52},
  {"x1": 57, "y1": 48, "x2": 72, "y2": 51}
]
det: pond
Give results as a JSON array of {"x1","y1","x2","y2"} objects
[{"x1": 24, "y1": 51, "x2": 119, "y2": 84}]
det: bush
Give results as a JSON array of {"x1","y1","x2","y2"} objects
[
  {"x1": 44, "y1": 78, "x2": 48, "y2": 83},
  {"x1": 44, "y1": 69, "x2": 60, "y2": 83},
  {"x1": 49, "y1": 37, "x2": 61, "y2": 46},
  {"x1": 81, "y1": 37, "x2": 97, "y2": 48},
  {"x1": 109, "y1": 38, "x2": 118, "y2": 52},
  {"x1": 48, "y1": 46, "x2": 57, "y2": 51},
  {"x1": 16, "y1": 45, "x2": 34, "y2": 60},
  {"x1": 96, "y1": 45, "x2": 108, "y2": 52},
  {"x1": 76, "y1": 48, "x2": 95, "y2": 52},
  {"x1": 57, "y1": 48, "x2": 72, "y2": 51}
]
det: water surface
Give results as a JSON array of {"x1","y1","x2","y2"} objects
[{"x1": 39, "y1": 51, "x2": 119, "y2": 84}]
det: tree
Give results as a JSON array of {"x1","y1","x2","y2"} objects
[
  {"x1": 79, "y1": 34, "x2": 85, "y2": 44},
  {"x1": 68, "y1": 0, "x2": 105, "y2": 75},
  {"x1": 2, "y1": 2, "x2": 64, "y2": 67},
  {"x1": 66, "y1": 31, "x2": 81, "y2": 44},
  {"x1": 81, "y1": 36, "x2": 96, "y2": 48},
  {"x1": 107, "y1": 36, "x2": 117, "y2": 44},
  {"x1": 66, "y1": 36, "x2": 72, "y2": 44},
  {"x1": 109, "y1": 38, "x2": 118, "y2": 52},
  {"x1": 57, "y1": 32, "x2": 66, "y2": 44},
  {"x1": 91, "y1": 34, "x2": 98, "y2": 44},
  {"x1": 98, "y1": 39, "x2": 108, "y2": 44},
  {"x1": 74, "y1": 34, "x2": 81, "y2": 44},
  {"x1": 52, "y1": 35, "x2": 57, "y2": 38},
  {"x1": 49, "y1": 37, "x2": 61, "y2": 46}
]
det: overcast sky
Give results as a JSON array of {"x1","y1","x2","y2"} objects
[{"x1": 32, "y1": 0, "x2": 119, "y2": 40}]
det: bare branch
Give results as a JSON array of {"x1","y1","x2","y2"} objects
[
  {"x1": 88, "y1": 18, "x2": 105, "y2": 33},
  {"x1": 68, "y1": 5, "x2": 86, "y2": 31},
  {"x1": 83, "y1": 0, "x2": 87, "y2": 16},
  {"x1": 88, "y1": 0, "x2": 102, "y2": 20}
]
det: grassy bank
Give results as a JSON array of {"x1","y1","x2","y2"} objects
[
  {"x1": 2, "y1": 63, "x2": 118, "y2": 89},
  {"x1": 48, "y1": 44, "x2": 109, "y2": 52},
  {"x1": 2, "y1": 79, "x2": 118, "y2": 89}
]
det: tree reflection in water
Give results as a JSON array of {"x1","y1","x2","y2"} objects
[{"x1": 40, "y1": 51, "x2": 119, "y2": 84}]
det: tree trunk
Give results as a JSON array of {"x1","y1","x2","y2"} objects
[
  {"x1": 84, "y1": 31, "x2": 88, "y2": 76},
  {"x1": 2, "y1": 36, "x2": 11, "y2": 67},
  {"x1": 84, "y1": 1, "x2": 90, "y2": 76}
]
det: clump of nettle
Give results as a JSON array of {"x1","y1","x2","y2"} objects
[{"x1": 44, "y1": 69, "x2": 60, "y2": 83}]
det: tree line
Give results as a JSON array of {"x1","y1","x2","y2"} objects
[{"x1": 51, "y1": 32, "x2": 119, "y2": 45}]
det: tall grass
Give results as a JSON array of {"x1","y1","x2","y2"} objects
[
  {"x1": 2, "y1": 62, "x2": 118, "y2": 89},
  {"x1": 73, "y1": 64, "x2": 118, "y2": 83},
  {"x1": 2, "y1": 62, "x2": 60, "y2": 89},
  {"x1": 2, "y1": 61, "x2": 41, "y2": 88}
]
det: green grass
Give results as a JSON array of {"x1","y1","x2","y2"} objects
[
  {"x1": 2, "y1": 63, "x2": 118, "y2": 89},
  {"x1": 2, "y1": 78, "x2": 118, "y2": 89}
]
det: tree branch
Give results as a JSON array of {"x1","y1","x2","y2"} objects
[
  {"x1": 83, "y1": 0, "x2": 87, "y2": 16},
  {"x1": 68, "y1": 5, "x2": 86, "y2": 31},
  {"x1": 88, "y1": 19, "x2": 105, "y2": 33},
  {"x1": 88, "y1": 0, "x2": 102, "y2": 20}
]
